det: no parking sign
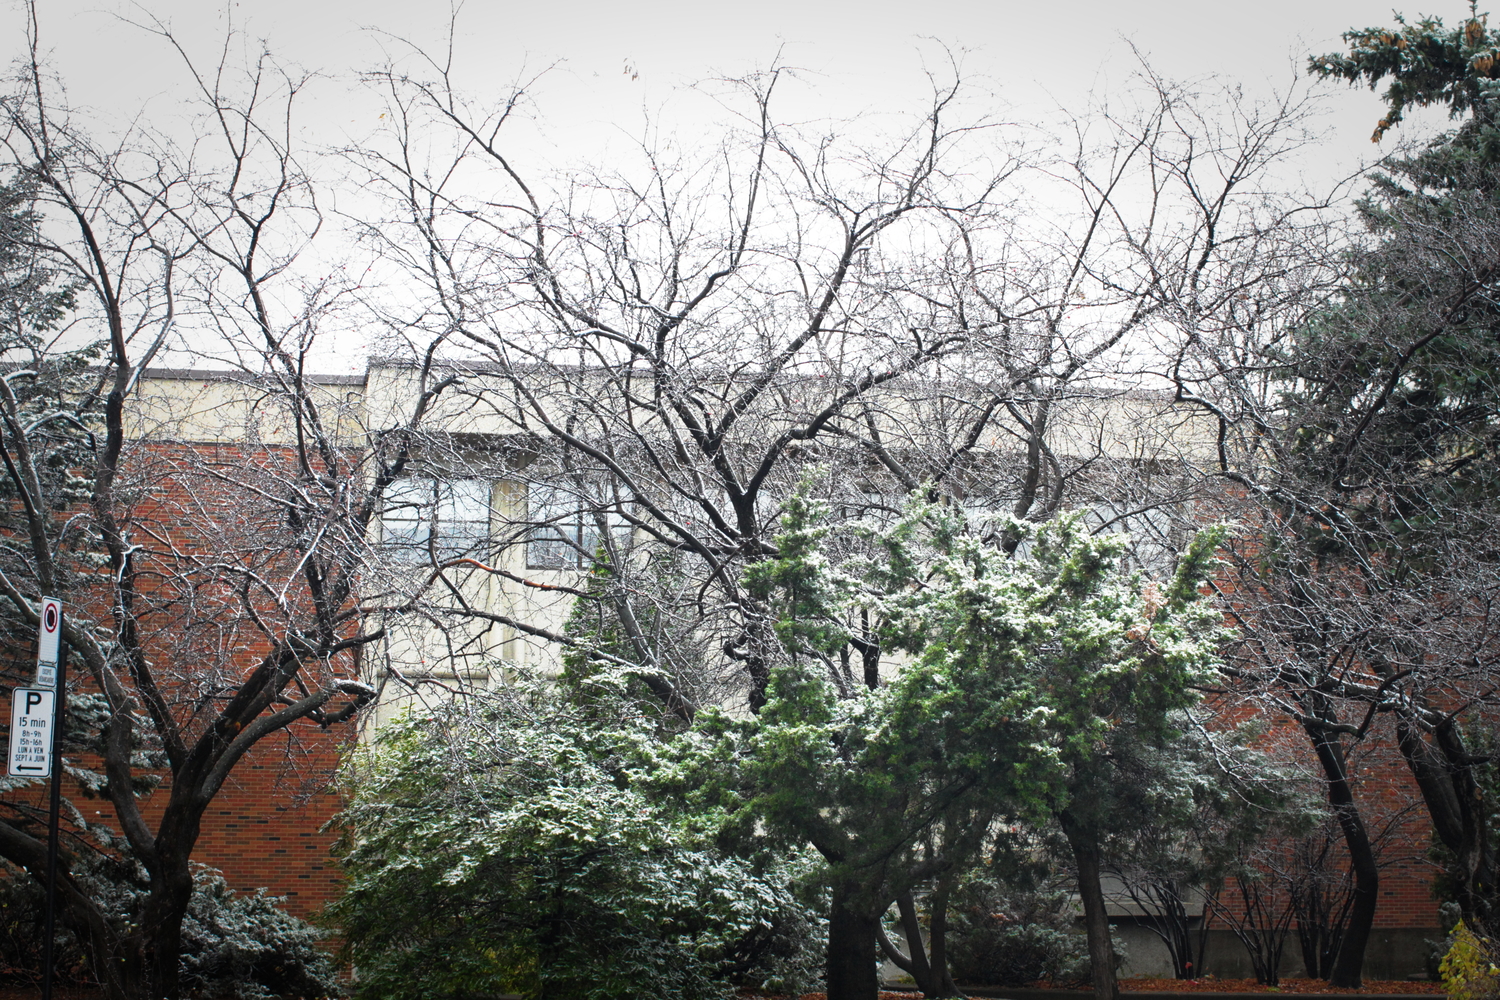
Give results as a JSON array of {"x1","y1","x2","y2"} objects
[{"x1": 35, "y1": 596, "x2": 60, "y2": 688}]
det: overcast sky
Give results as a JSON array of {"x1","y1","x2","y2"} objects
[
  {"x1": 0, "y1": 0, "x2": 1475, "y2": 370},
  {"x1": 8, "y1": 0, "x2": 1464, "y2": 174}
]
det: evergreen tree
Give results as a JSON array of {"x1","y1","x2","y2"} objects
[
  {"x1": 737, "y1": 491, "x2": 1230, "y2": 1000},
  {"x1": 1191, "y1": 11, "x2": 1500, "y2": 986},
  {"x1": 0, "y1": 176, "x2": 96, "y2": 684},
  {"x1": 1302, "y1": 6, "x2": 1500, "y2": 945}
]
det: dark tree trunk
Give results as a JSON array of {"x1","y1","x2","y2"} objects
[
  {"x1": 929, "y1": 877, "x2": 963, "y2": 998},
  {"x1": 1395, "y1": 711, "x2": 1497, "y2": 933},
  {"x1": 888, "y1": 892, "x2": 934, "y2": 993},
  {"x1": 1120, "y1": 874, "x2": 1200, "y2": 979},
  {"x1": 1302, "y1": 715, "x2": 1377, "y2": 989},
  {"x1": 1296, "y1": 915, "x2": 1344, "y2": 980},
  {"x1": 1290, "y1": 848, "x2": 1350, "y2": 982},
  {"x1": 134, "y1": 845, "x2": 196, "y2": 999},
  {"x1": 828, "y1": 882, "x2": 882, "y2": 1000},
  {"x1": 1160, "y1": 880, "x2": 1198, "y2": 978},
  {"x1": 880, "y1": 884, "x2": 965, "y2": 999},
  {"x1": 148, "y1": 902, "x2": 190, "y2": 999},
  {"x1": 1060, "y1": 810, "x2": 1119, "y2": 1000},
  {"x1": 123, "y1": 792, "x2": 212, "y2": 1000}
]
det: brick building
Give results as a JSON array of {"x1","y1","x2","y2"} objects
[{"x1": 3, "y1": 363, "x2": 1447, "y2": 979}]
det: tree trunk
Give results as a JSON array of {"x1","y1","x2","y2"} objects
[
  {"x1": 929, "y1": 877, "x2": 963, "y2": 998},
  {"x1": 134, "y1": 855, "x2": 195, "y2": 999},
  {"x1": 1292, "y1": 875, "x2": 1345, "y2": 981},
  {"x1": 1394, "y1": 712, "x2": 1497, "y2": 933},
  {"x1": 1158, "y1": 880, "x2": 1195, "y2": 978},
  {"x1": 876, "y1": 893, "x2": 924, "y2": 995},
  {"x1": 1303, "y1": 717, "x2": 1376, "y2": 989},
  {"x1": 1060, "y1": 810, "x2": 1119, "y2": 1000},
  {"x1": 879, "y1": 884, "x2": 965, "y2": 999},
  {"x1": 828, "y1": 881, "x2": 881, "y2": 1000}
]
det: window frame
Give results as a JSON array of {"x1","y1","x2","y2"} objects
[
  {"x1": 380, "y1": 476, "x2": 493, "y2": 563},
  {"x1": 525, "y1": 479, "x2": 633, "y2": 570}
]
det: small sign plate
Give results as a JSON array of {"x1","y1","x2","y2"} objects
[
  {"x1": 34, "y1": 596, "x2": 60, "y2": 688},
  {"x1": 8, "y1": 688, "x2": 54, "y2": 777}
]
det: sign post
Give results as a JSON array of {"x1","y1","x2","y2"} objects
[{"x1": 7, "y1": 598, "x2": 65, "y2": 1000}]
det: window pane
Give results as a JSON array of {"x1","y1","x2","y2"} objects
[
  {"x1": 382, "y1": 478, "x2": 432, "y2": 551},
  {"x1": 439, "y1": 479, "x2": 490, "y2": 524},
  {"x1": 383, "y1": 478, "x2": 496, "y2": 561},
  {"x1": 579, "y1": 497, "x2": 632, "y2": 555},
  {"x1": 527, "y1": 480, "x2": 634, "y2": 569},
  {"x1": 437, "y1": 479, "x2": 492, "y2": 556},
  {"x1": 528, "y1": 483, "x2": 580, "y2": 569}
]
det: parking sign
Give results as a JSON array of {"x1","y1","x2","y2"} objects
[{"x1": 8, "y1": 688, "x2": 54, "y2": 777}]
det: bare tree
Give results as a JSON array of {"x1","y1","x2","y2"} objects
[
  {"x1": 348, "y1": 55, "x2": 1028, "y2": 710},
  {"x1": 338, "y1": 36, "x2": 1345, "y2": 1000},
  {"x1": 347, "y1": 44, "x2": 1295, "y2": 705},
  {"x1": 0, "y1": 12, "x2": 461, "y2": 999}
]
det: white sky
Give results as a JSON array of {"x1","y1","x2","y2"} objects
[
  {"x1": 2, "y1": 0, "x2": 1475, "y2": 370},
  {"x1": 14, "y1": 0, "x2": 1456, "y2": 171}
]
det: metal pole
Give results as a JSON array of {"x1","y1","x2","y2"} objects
[{"x1": 40, "y1": 637, "x2": 65, "y2": 1000}]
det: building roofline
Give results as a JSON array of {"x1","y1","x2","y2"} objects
[
  {"x1": 360, "y1": 356, "x2": 1182, "y2": 402},
  {"x1": 140, "y1": 367, "x2": 367, "y2": 387}
]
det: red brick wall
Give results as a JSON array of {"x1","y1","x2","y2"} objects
[
  {"x1": 1201, "y1": 705, "x2": 1441, "y2": 930},
  {"x1": 6, "y1": 731, "x2": 350, "y2": 921},
  {"x1": 3, "y1": 436, "x2": 363, "y2": 920},
  {"x1": 182, "y1": 730, "x2": 351, "y2": 919}
]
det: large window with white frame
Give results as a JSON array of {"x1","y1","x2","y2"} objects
[
  {"x1": 526, "y1": 480, "x2": 633, "y2": 569},
  {"x1": 381, "y1": 477, "x2": 493, "y2": 561}
]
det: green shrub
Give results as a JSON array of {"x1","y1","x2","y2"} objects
[
  {"x1": 329, "y1": 688, "x2": 821, "y2": 1000},
  {"x1": 946, "y1": 883, "x2": 1094, "y2": 987},
  {"x1": 0, "y1": 857, "x2": 340, "y2": 998}
]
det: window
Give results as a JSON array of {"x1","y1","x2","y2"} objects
[
  {"x1": 527, "y1": 481, "x2": 632, "y2": 569},
  {"x1": 1085, "y1": 502, "x2": 1177, "y2": 577},
  {"x1": 381, "y1": 478, "x2": 492, "y2": 561}
]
